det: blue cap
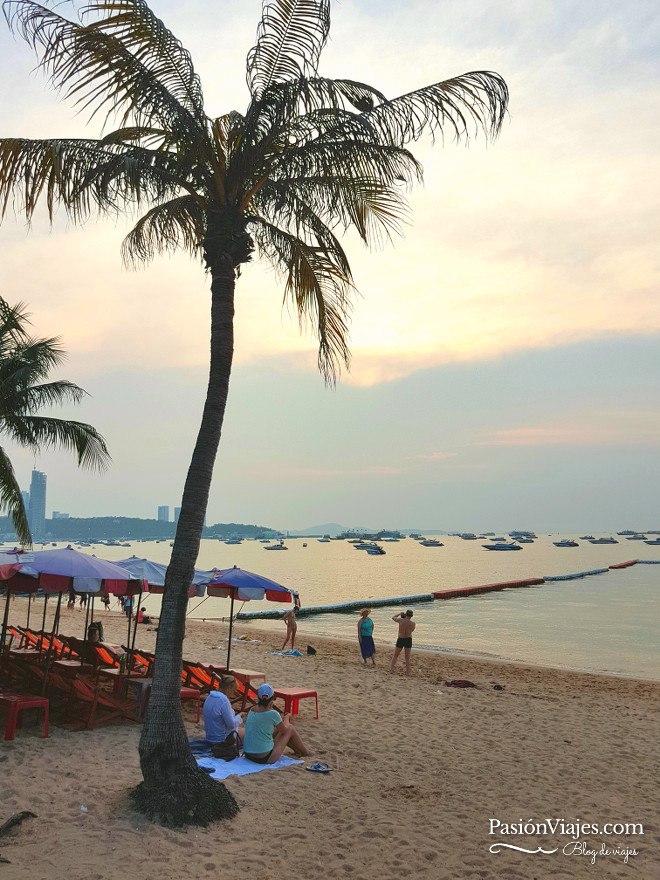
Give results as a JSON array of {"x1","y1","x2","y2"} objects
[{"x1": 257, "y1": 683, "x2": 274, "y2": 700}]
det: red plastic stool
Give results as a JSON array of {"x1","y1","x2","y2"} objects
[
  {"x1": 274, "y1": 688, "x2": 319, "y2": 718},
  {"x1": 1, "y1": 693, "x2": 49, "y2": 741}
]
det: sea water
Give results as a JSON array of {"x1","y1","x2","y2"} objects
[{"x1": 94, "y1": 536, "x2": 659, "y2": 679}]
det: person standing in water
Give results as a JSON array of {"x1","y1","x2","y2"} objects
[
  {"x1": 281, "y1": 595, "x2": 300, "y2": 650},
  {"x1": 357, "y1": 608, "x2": 376, "y2": 667},
  {"x1": 389, "y1": 610, "x2": 416, "y2": 676}
]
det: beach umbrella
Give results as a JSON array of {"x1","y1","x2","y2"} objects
[
  {"x1": 206, "y1": 566, "x2": 294, "y2": 667},
  {"x1": 0, "y1": 547, "x2": 145, "y2": 663},
  {"x1": 114, "y1": 556, "x2": 210, "y2": 596}
]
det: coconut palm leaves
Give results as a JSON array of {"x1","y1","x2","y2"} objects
[
  {"x1": 247, "y1": 0, "x2": 331, "y2": 98},
  {"x1": 0, "y1": 298, "x2": 110, "y2": 545},
  {"x1": 1, "y1": 0, "x2": 508, "y2": 381}
]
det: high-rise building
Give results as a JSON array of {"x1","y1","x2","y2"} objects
[
  {"x1": 174, "y1": 507, "x2": 181, "y2": 523},
  {"x1": 52, "y1": 511, "x2": 70, "y2": 519},
  {"x1": 28, "y1": 470, "x2": 47, "y2": 538},
  {"x1": 21, "y1": 490, "x2": 30, "y2": 512},
  {"x1": 157, "y1": 505, "x2": 170, "y2": 522}
]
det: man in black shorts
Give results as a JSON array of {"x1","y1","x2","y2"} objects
[{"x1": 390, "y1": 610, "x2": 416, "y2": 676}]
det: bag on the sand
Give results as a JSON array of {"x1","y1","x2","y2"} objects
[
  {"x1": 211, "y1": 732, "x2": 240, "y2": 761},
  {"x1": 306, "y1": 645, "x2": 317, "y2": 655}
]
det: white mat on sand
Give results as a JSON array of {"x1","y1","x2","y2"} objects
[{"x1": 196, "y1": 754, "x2": 303, "y2": 780}]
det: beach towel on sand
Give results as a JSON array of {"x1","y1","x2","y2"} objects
[
  {"x1": 195, "y1": 754, "x2": 303, "y2": 780},
  {"x1": 190, "y1": 739, "x2": 303, "y2": 779}
]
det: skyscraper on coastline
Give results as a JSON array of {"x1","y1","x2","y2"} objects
[
  {"x1": 28, "y1": 469, "x2": 47, "y2": 538},
  {"x1": 157, "y1": 505, "x2": 170, "y2": 522}
]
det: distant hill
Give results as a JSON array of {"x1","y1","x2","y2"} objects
[{"x1": 288, "y1": 522, "x2": 351, "y2": 536}]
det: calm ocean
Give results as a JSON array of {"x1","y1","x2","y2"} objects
[{"x1": 91, "y1": 534, "x2": 660, "y2": 680}]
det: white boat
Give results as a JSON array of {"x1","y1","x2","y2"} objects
[
  {"x1": 224, "y1": 537, "x2": 242, "y2": 545},
  {"x1": 366, "y1": 545, "x2": 386, "y2": 555},
  {"x1": 644, "y1": 538, "x2": 660, "y2": 545},
  {"x1": 483, "y1": 543, "x2": 522, "y2": 551},
  {"x1": 420, "y1": 539, "x2": 443, "y2": 547},
  {"x1": 553, "y1": 539, "x2": 579, "y2": 547},
  {"x1": 264, "y1": 540, "x2": 288, "y2": 550},
  {"x1": 588, "y1": 537, "x2": 618, "y2": 544},
  {"x1": 459, "y1": 533, "x2": 477, "y2": 540},
  {"x1": 625, "y1": 535, "x2": 647, "y2": 541},
  {"x1": 318, "y1": 537, "x2": 331, "y2": 543}
]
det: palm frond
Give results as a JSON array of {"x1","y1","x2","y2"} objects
[
  {"x1": 3, "y1": 415, "x2": 111, "y2": 471},
  {"x1": 251, "y1": 217, "x2": 352, "y2": 382},
  {"x1": 3, "y1": 0, "x2": 204, "y2": 142},
  {"x1": 0, "y1": 447, "x2": 31, "y2": 546},
  {"x1": 81, "y1": 0, "x2": 205, "y2": 117},
  {"x1": 0, "y1": 137, "x2": 182, "y2": 222},
  {"x1": 122, "y1": 194, "x2": 206, "y2": 265},
  {"x1": 0, "y1": 299, "x2": 31, "y2": 349},
  {"x1": 247, "y1": 0, "x2": 330, "y2": 98},
  {"x1": 2, "y1": 381, "x2": 87, "y2": 416},
  {"x1": 359, "y1": 71, "x2": 509, "y2": 146}
]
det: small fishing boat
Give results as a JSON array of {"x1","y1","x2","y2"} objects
[
  {"x1": 588, "y1": 537, "x2": 618, "y2": 544},
  {"x1": 483, "y1": 543, "x2": 522, "y2": 551},
  {"x1": 553, "y1": 539, "x2": 578, "y2": 547}
]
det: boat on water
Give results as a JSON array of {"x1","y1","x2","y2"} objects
[
  {"x1": 514, "y1": 537, "x2": 534, "y2": 543},
  {"x1": 264, "y1": 539, "x2": 288, "y2": 550},
  {"x1": 579, "y1": 535, "x2": 595, "y2": 540},
  {"x1": 420, "y1": 539, "x2": 443, "y2": 547},
  {"x1": 483, "y1": 542, "x2": 522, "y2": 551},
  {"x1": 459, "y1": 533, "x2": 478, "y2": 540},
  {"x1": 553, "y1": 539, "x2": 579, "y2": 547},
  {"x1": 625, "y1": 535, "x2": 648, "y2": 541},
  {"x1": 588, "y1": 537, "x2": 618, "y2": 544},
  {"x1": 617, "y1": 530, "x2": 637, "y2": 535},
  {"x1": 644, "y1": 538, "x2": 660, "y2": 545},
  {"x1": 366, "y1": 545, "x2": 386, "y2": 555},
  {"x1": 224, "y1": 537, "x2": 242, "y2": 545}
]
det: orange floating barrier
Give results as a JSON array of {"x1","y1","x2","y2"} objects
[
  {"x1": 433, "y1": 578, "x2": 544, "y2": 600},
  {"x1": 608, "y1": 560, "x2": 638, "y2": 569}
]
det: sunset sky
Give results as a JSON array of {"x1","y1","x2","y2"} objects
[{"x1": 1, "y1": 0, "x2": 658, "y2": 532}]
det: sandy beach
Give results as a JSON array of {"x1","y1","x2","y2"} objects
[{"x1": 1, "y1": 606, "x2": 658, "y2": 880}]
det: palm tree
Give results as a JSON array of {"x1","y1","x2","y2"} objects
[
  {"x1": 1, "y1": 0, "x2": 508, "y2": 824},
  {"x1": 0, "y1": 297, "x2": 110, "y2": 545}
]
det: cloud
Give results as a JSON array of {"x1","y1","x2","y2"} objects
[
  {"x1": 478, "y1": 418, "x2": 660, "y2": 447},
  {"x1": 413, "y1": 452, "x2": 458, "y2": 461}
]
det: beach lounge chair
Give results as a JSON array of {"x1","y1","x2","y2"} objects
[{"x1": 65, "y1": 676, "x2": 139, "y2": 730}]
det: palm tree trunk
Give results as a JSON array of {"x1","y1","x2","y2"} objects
[{"x1": 132, "y1": 256, "x2": 239, "y2": 826}]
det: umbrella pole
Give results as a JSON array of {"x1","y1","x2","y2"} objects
[
  {"x1": 26, "y1": 594, "x2": 32, "y2": 630},
  {"x1": 81, "y1": 594, "x2": 91, "y2": 667},
  {"x1": 226, "y1": 593, "x2": 235, "y2": 670},
  {"x1": 41, "y1": 592, "x2": 62, "y2": 696},
  {"x1": 39, "y1": 594, "x2": 49, "y2": 656},
  {"x1": 127, "y1": 590, "x2": 142, "y2": 681},
  {"x1": 0, "y1": 590, "x2": 10, "y2": 650},
  {"x1": 186, "y1": 596, "x2": 208, "y2": 617}
]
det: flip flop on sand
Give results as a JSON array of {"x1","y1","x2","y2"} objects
[{"x1": 306, "y1": 762, "x2": 333, "y2": 774}]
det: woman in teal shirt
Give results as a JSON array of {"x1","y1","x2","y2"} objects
[
  {"x1": 243, "y1": 683, "x2": 312, "y2": 764},
  {"x1": 358, "y1": 608, "x2": 376, "y2": 666}
]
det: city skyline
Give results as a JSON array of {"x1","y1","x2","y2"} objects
[{"x1": 2, "y1": 0, "x2": 658, "y2": 531}]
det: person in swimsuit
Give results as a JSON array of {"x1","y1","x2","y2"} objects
[
  {"x1": 357, "y1": 608, "x2": 376, "y2": 667},
  {"x1": 389, "y1": 610, "x2": 416, "y2": 676},
  {"x1": 243, "y1": 683, "x2": 312, "y2": 764},
  {"x1": 281, "y1": 598, "x2": 300, "y2": 650}
]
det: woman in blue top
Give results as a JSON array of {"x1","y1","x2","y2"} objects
[
  {"x1": 243, "y1": 683, "x2": 312, "y2": 764},
  {"x1": 358, "y1": 608, "x2": 376, "y2": 666}
]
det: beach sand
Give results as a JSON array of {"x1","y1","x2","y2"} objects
[{"x1": 1, "y1": 606, "x2": 658, "y2": 879}]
